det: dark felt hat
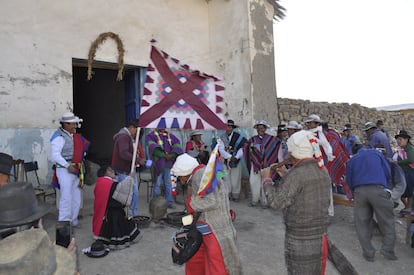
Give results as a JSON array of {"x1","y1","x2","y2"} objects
[
  {"x1": 395, "y1": 130, "x2": 411, "y2": 140},
  {"x1": 0, "y1": 153, "x2": 13, "y2": 175},
  {"x1": 84, "y1": 241, "x2": 110, "y2": 258},
  {"x1": 227, "y1": 119, "x2": 238, "y2": 128},
  {"x1": 277, "y1": 124, "x2": 287, "y2": 133},
  {"x1": 0, "y1": 181, "x2": 51, "y2": 229},
  {"x1": 343, "y1": 124, "x2": 353, "y2": 132}
]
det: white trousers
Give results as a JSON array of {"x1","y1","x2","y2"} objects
[
  {"x1": 249, "y1": 167, "x2": 267, "y2": 205},
  {"x1": 56, "y1": 167, "x2": 81, "y2": 225},
  {"x1": 226, "y1": 164, "x2": 242, "y2": 198}
]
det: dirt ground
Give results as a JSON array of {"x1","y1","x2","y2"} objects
[{"x1": 42, "y1": 178, "x2": 414, "y2": 275}]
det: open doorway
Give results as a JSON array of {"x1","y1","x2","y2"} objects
[{"x1": 72, "y1": 59, "x2": 145, "y2": 166}]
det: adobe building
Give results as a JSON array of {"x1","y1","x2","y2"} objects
[{"x1": 0, "y1": 0, "x2": 281, "y2": 181}]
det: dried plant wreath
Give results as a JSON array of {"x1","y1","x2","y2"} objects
[{"x1": 87, "y1": 32, "x2": 125, "y2": 81}]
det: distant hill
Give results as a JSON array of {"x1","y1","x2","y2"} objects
[{"x1": 376, "y1": 103, "x2": 414, "y2": 111}]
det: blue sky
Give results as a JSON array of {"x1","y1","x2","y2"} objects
[{"x1": 274, "y1": 0, "x2": 414, "y2": 108}]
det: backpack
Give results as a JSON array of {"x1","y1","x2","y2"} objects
[{"x1": 171, "y1": 212, "x2": 202, "y2": 265}]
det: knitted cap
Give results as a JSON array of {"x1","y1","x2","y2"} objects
[
  {"x1": 171, "y1": 153, "x2": 199, "y2": 176},
  {"x1": 287, "y1": 130, "x2": 324, "y2": 168}
]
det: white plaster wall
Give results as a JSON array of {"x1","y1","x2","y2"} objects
[
  {"x1": 0, "y1": 0, "x2": 276, "y2": 181},
  {"x1": 207, "y1": 0, "x2": 254, "y2": 128},
  {"x1": 0, "y1": 0, "x2": 212, "y2": 128},
  {"x1": 248, "y1": 0, "x2": 279, "y2": 126},
  {"x1": 207, "y1": 0, "x2": 277, "y2": 128}
]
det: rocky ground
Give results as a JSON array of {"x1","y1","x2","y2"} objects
[{"x1": 42, "y1": 179, "x2": 414, "y2": 275}]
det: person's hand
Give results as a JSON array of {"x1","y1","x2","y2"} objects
[
  {"x1": 165, "y1": 152, "x2": 171, "y2": 160},
  {"x1": 165, "y1": 153, "x2": 172, "y2": 161},
  {"x1": 37, "y1": 219, "x2": 44, "y2": 230},
  {"x1": 67, "y1": 237, "x2": 76, "y2": 258},
  {"x1": 263, "y1": 182, "x2": 275, "y2": 198},
  {"x1": 30, "y1": 218, "x2": 44, "y2": 230},
  {"x1": 261, "y1": 167, "x2": 272, "y2": 179},
  {"x1": 67, "y1": 165, "x2": 77, "y2": 174},
  {"x1": 275, "y1": 166, "x2": 287, "y2": 178}
]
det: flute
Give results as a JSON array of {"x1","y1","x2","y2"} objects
[{"x1": 269, "y1": 156, "x2": 292, "y2": 171}]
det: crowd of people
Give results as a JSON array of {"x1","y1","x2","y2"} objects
[{"x1": 1, "y1": 111, "x2": 414, "y2": 274}]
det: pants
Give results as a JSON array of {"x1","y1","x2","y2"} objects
[
  {"x1": 185, "y1": 233, "x2": 227, "y2": 275},
  {"x1": 249, "y1": 167, "x2": 267, "y2": 206},
  {"x1": 226, "y1": 164, "x2": 242, "y2": 199},
  {"x1": 57, "y1": 167, "x2": 81, "y2": 225},
  {"x1": 354, "y1": 185, "x2": 396, "y2": 257},
  {"x1": 118, "y1": 173, "x2": 139, "y2": 218},
  {"x1": 154, "y1": 167, "x2": 173, "y2": 206}
]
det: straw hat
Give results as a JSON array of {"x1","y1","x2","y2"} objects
[
  {"x1": 59, "y1": 112, "x2": 82, "y2": 123},
  {"x1": 253, "y1": 120, "x2": 270, "y2": 129},
  {"x1": 304, "y1": 114, "x2": 321, "y2": 123},
  {"x1": 362, "y1": 122, "x2": 376, "y2": 131},
  {"x1": 190, "y1": 130, "x2": 203, "y2": 137}
]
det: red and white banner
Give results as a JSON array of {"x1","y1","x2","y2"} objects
[{"x1": 138, "y1": 45, "x2": 227, "y2": 130}]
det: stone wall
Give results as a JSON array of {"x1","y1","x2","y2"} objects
[{"x1": 277, "y1": 98, "x2": 414, "y2": 145}]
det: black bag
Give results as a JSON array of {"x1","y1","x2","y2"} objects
[{"x1": 171, "y1": 212, "x2": 202, "y2": 265}]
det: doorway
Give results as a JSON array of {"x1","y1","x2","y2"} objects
[{"x1": 72, "y1": 59, "x2": 145, "y2": 166}]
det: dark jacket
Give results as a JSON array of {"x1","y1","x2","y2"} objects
[
  {"x1": 345, "y1": 148, "x2": 391, "y2": 191},
  {"x1": 111, "y1": 128, "x2": 134, "y2": 174}
]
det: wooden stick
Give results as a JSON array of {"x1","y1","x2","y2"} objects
[{"x1": 129, "y1": 128, "x2": 141, "y2": 175}]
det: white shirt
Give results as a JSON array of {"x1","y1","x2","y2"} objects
[{"x1": 217, "y1": 133, "x2": 244, "y2": 160}]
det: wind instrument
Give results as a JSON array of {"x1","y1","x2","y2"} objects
[{"x1": 269, "y1": 156, "x2": 292, "y2": 171}]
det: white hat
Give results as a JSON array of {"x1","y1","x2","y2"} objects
[
  {"x1": 190, "y1": 130, "x2": 203, "y2": 136},
  {"x1": 59, "y1": 112, "x2": 83, "y2": 123},
  {"x1": 253, "y1": 119, "x2": 270, "y2": 129},
  {"x1": 171, "y1": 153, "x2": 200, "y2": 176},
  {"x1": 304, "y1": 114, "x2": 321, "y2": 123},
  {"x1": 286, "y1": 121, "x2": 302, "y2": 130}
]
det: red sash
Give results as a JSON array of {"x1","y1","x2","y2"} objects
[{"x1": 51, "y1": 133, "x2": 90, "y2": 189}]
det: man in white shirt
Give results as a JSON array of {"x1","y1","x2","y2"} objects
[{"x1": 50, "y1": 112, "x2": 89, "y2": 227}]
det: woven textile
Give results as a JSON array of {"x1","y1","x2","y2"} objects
[
  {"x1": 139, "y1": 44, "x2": 226, "y2": 130},
  {"x1": 264, "y1": 159, "x2": 331, "y2": 274}
]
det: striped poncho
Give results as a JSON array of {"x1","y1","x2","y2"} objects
[{"x1": 244, "y1": 134, "x2": 280, "y2": 173}]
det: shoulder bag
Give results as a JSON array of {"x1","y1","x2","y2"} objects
[{"x1": 171, "y1": 212, "x2": 202, "y2": 265}]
